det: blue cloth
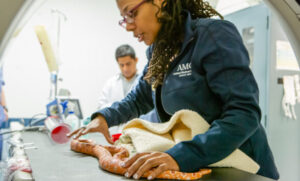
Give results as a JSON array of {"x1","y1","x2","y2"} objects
[
  {"x1": 0, "y1": 68, "x2": 3, "y2": 161},
  {"x1": 92, "y1": 12, "x2": 279, "y2": 180},
  {"x1": 0, "y1": 68, "x2": 3, "y2": 102},
  {"x1": 139, "y1": 110, "x2": 160, "y2": 123},
  {"x1": 0, "y1": 135, "x2": 2, "y2": 160},
  {"x1": 0, "y1": 68, "x2": 4, "y2": 124}
]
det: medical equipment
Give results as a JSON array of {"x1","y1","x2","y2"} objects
[
  {"x1": 44, "y1": 116, "x2": 70, "y2": 144},
  {"x1": 281, "y1": 74, "x2": 300, "y2": 120}
]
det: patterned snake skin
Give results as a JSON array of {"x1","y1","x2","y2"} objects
[{"x1": 70, "y1": 139, "x2": 211, "y2": 180}]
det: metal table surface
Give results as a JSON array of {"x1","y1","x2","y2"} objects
[{"x1": 22, "y1": 131, "x2": 274, "y2": 181}]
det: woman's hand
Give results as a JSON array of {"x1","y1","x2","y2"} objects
[
  {"x1": 66, "y1": 115, "x2": 114, "y2": 144},
  {"x1": 121, "y1": 152, "x2": 179, "y2": 180}
]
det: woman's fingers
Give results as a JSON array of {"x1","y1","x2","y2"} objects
[
  {"x1": 67, "y1": 116, "x2": 113, "y2": 144},
  {"x1": 67, "y1": 120, "x2": 97, "y2": 138},
  {"x1": 123, "y1": 153, "x2": 152, "y2": 178},
  {"x1": 146, "y1": 163, "x2": 168, "y2": 180},
  {"x1": 122, "y1": 152, "x2": 180, "y2": 180},
  {"x1": 133, "y1": 157, "x2": 163, "y2": 179},
  {"x1": 74, "y1": 128, "x2": 86, "y2": 139},
  {"x1": 122, "y1": 152, "x2": 149, "y2": 168},
  {"x1": 66, "y1": 127, "x2": 84, "y2": 138}
]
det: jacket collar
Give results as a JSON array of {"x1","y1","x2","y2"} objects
[{"x1": 181, "y1": 10, "x2": 196, "y2": 53}]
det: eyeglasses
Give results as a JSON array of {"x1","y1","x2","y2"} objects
[{"x1": 119, "y1": 0, "x2": 148, "y2": 28}]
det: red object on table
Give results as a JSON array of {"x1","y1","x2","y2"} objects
[{"x1": 112, "y1": 133, "x2": 122, "y2": 142}]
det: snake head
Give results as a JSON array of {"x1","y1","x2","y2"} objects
[{"x1": 70, "y1": 139, "x2": 97, "y2": 155}]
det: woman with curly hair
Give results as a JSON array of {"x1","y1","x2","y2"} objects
[{"x1": 68, "y1": 0, "x2": 279, "y2": 180}]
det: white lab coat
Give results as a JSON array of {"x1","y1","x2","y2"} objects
[{"x1": 97, "y1": 73, "x2": 140, "y2": 110}]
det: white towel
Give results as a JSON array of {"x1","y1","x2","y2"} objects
[{"x1": 120, "y1": 109, "x2": 260, "y2": 174}]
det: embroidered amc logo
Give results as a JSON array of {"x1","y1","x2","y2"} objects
[
  {"x1": 173, "y1": 63, "x2": 192, "y2": 77},
  {"x1": 177, "y1": 63, "x2": 191, "y2": 71}
]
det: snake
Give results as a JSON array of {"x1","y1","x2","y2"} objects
[{"x1": 70, "y1": 139, "x2": 211, "y2": 180}]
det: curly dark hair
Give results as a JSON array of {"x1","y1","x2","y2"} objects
[{"x1": 143, "y1": 0, "x2": 223, "y2": 89}]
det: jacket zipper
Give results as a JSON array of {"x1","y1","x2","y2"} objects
[{"x1": 160, "y1": 36, "x2": 195, "y2": 115}]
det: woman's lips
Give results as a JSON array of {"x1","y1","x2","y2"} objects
[{"x1": 136, "y1": 33, "x2": 144, "y2": 42}]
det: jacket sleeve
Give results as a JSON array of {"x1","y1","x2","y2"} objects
[
  {"x1": 91, "y1": 48, "x2": 154, "y2": 127},
  {"x1": 166, "y1": 21, "x2": 261, "y2": 172}
]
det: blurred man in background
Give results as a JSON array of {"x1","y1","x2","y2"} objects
[
  {"x1": 97, "y1": 44, "x2": 159, "y2": 125},
  {"x1": 97, "y1": 44, "x2": 140, "y2": 110}
]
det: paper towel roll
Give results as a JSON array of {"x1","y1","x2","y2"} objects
[{"x1": 34, "y1": 25, "x2": 58, "y2": 72}]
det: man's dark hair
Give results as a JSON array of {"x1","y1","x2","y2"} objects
[{"x1": 115, "y1": 44, "x2": 136, "y2": 60}]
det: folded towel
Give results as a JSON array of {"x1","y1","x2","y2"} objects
[{"x1": 120, "y1": 109, "x2": 260, "y2": 174}]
